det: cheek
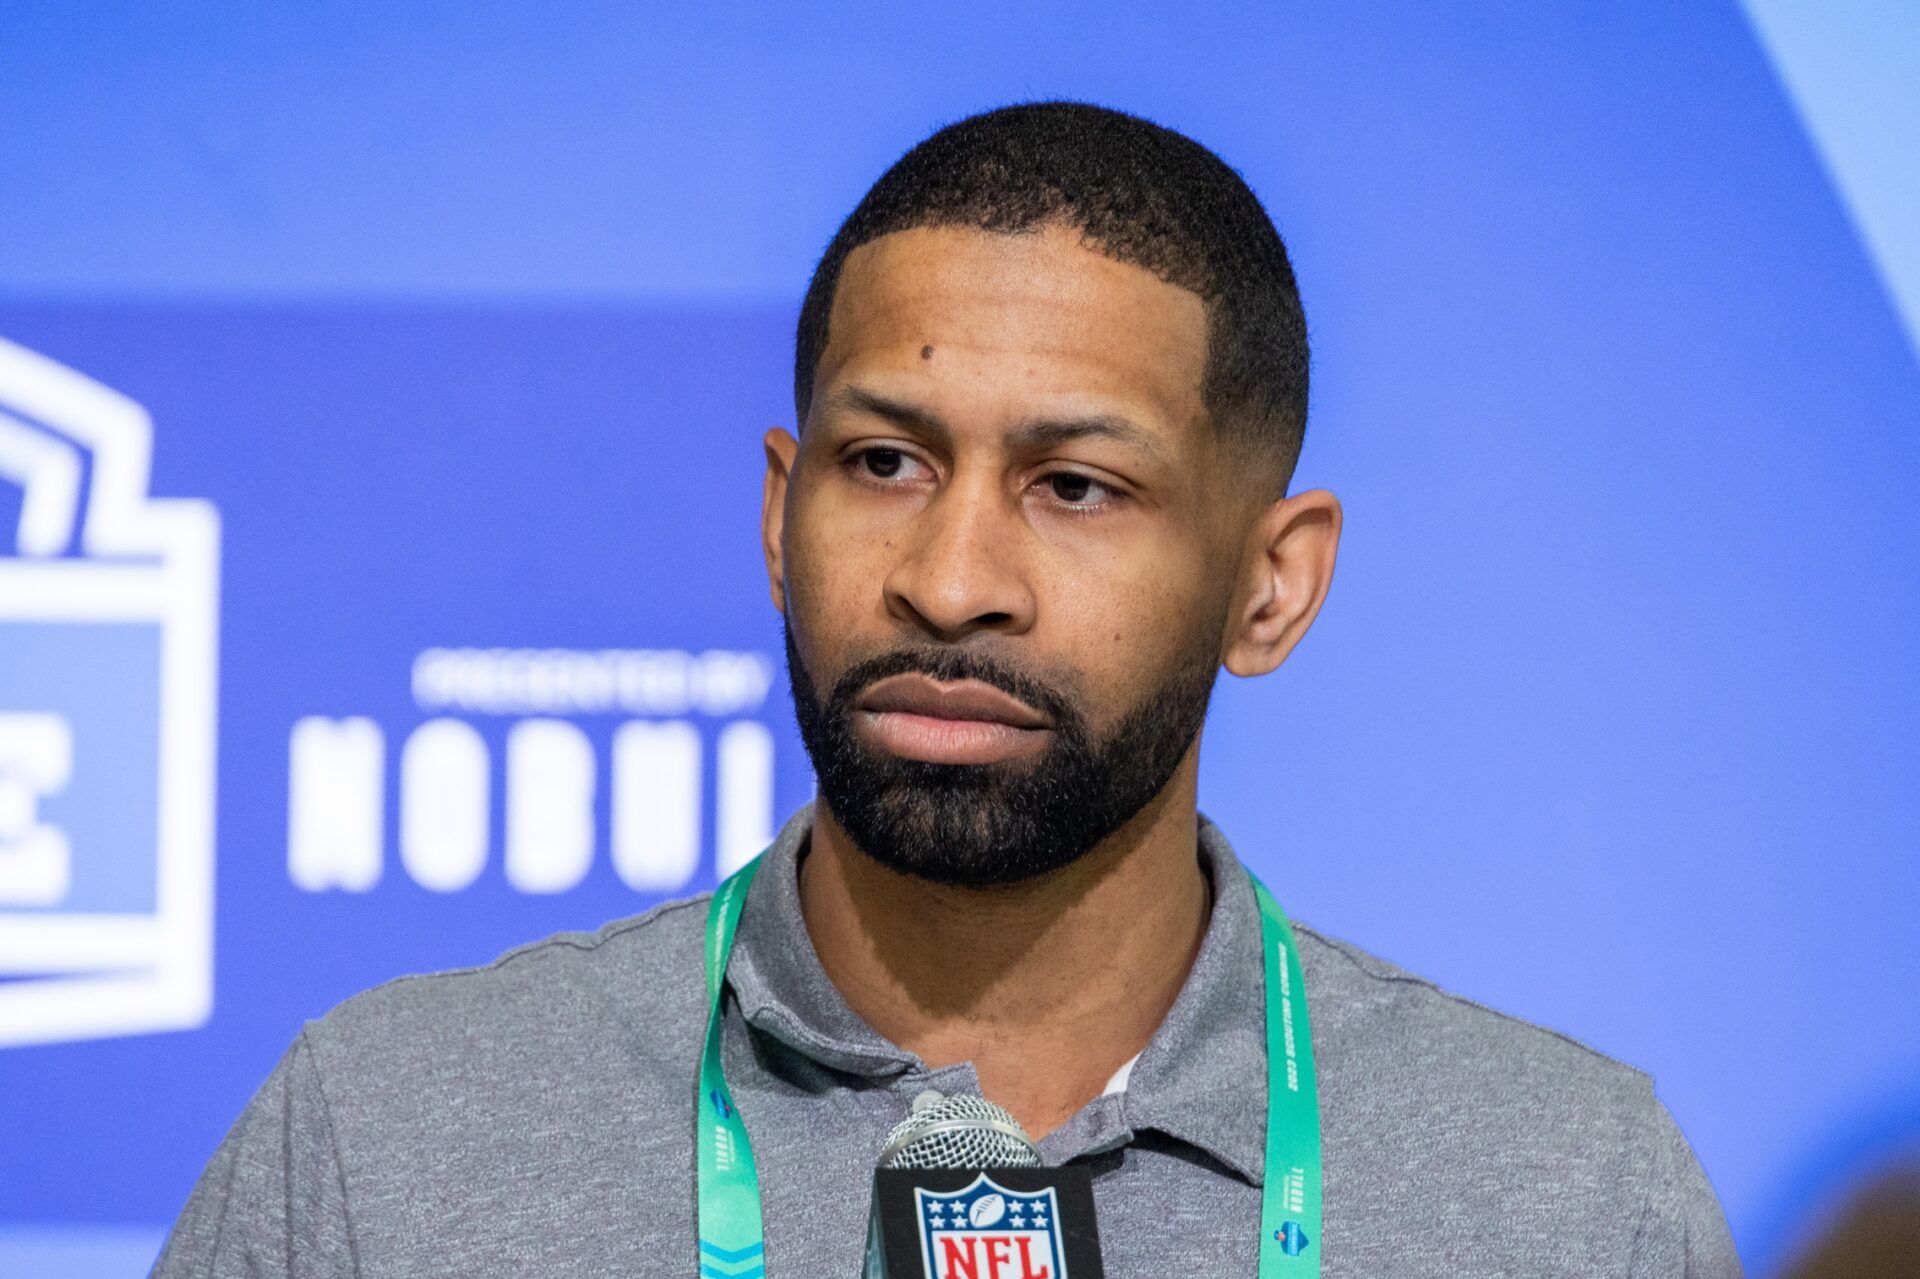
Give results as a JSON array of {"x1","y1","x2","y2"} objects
[
  {"x1": 781, "y1": 493, "x2": 894, "y2": 649},
  {"x1": 1040, "y1": 544, "x2": 1224, "y2": 707}
]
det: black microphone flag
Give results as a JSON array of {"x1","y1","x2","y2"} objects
[
  {"x1": 862, "y1": 1093, "x2": 1106, "y2": 1279},
  {"x1": 865, "y1": 1164, "x2": 1106, "y2": 1279}
]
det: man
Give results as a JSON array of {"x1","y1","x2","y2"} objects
[{"x1": 154, "y1": 102, "x2": 1740, "y2": 1277}]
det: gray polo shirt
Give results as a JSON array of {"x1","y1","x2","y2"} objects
[{"x1": 153, "y1": 805, "x2": 1741, "y2": 1277}]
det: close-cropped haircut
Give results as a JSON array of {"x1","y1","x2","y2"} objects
[{"x1": 794, "y1": 101, "x2": 1310, "y2": 482}]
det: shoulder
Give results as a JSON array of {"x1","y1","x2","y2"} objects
[
  {"x1": 300, "y1": 891, "x2": 715, "y2": 1101},
  {"x1": 1294, "y1": 918, "x2": 1655, "y2": 1110},
  {"x1": 225, "y1": 896, "x2": 723, "y2": 1253},
  {"x1": 1292, "y1": 921, "x2": 1737, "y2": 1271}
]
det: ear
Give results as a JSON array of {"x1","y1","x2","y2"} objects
[
  {"x1": 761, "y1": 428, "x2": 800, "y2": 614},
  {"x1": 1222, "y1": 487, "x2": 1342, "y2": 677}
]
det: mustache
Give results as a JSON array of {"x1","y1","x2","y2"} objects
[{"x1": 825, "y1": 645, "x2": 1082, "y2": 735}]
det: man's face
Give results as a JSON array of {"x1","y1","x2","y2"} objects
[{"x1": 766, "y1": 223, "x2": 1255, "y2": 886}]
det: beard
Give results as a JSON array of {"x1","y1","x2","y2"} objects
[{"x1": 783, "y1": 613, "x2": 1223, "y2": 888}]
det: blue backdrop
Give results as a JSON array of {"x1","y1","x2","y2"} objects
[{"x1": 2, "y1": 5, "x2": 1917, "y2": 1276}]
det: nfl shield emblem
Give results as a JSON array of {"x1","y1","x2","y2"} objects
[{"x1": 915, "y1": 1173, "x2": 1068, "y2": 1279}]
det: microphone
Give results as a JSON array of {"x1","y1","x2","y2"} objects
[
  {"x1": 880, "y1": 1092, "x2": 1044, "y2": 1170},
  {"x1": 863, "y1": 1092, "x2": 1106, "y2": 1279}
]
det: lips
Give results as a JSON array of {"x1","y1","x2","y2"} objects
[
  {"x1": 854, "y1": 672, "x2": 1053, "y2": 765},
  {"x1": 856, "y1": 673, "x2": 1051, "y2": 729}
]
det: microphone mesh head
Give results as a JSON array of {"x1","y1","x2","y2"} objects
[{"x1": 879, "y1": 1093, "x2": 1042, "y2": 1170}]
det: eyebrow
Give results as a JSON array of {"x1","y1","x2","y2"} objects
[
  {"x1": 824, "y1": 384, "x2": 1169, "y2": 463},
  {"x1": 824, "y1": 386, "x2": 947, "y2": 438},
  {"x1": 1009, "y1": 414, "x2": 1167, "y2": 463}
]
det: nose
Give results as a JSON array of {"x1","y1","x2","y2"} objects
[{"x1": 881, "y1": 472, "x2": 1036, "y2": 642}]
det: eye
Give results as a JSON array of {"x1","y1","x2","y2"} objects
[
  {"x1": 1043, "y1": 471, "x2": 1118, "y2": 509},
  {"x1": 856, "y1": 447, "x2": 911, "y2": 479}
]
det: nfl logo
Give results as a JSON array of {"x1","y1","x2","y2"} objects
[{"x1": 915, "y1": 1173, "x2": 1068, "y2": 1279}]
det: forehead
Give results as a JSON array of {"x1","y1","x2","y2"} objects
[{"x1": 816, "y1": 223, "x2": 1210, "y2": 442}]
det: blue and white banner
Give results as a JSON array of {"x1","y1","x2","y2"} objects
[{"x1": 1, "y1": 6, "x2": 1916, "y2": 1276}]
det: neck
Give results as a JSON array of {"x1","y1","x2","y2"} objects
[{"x1": 796, "y1": 752, "x2": 1212, "y2": 1142}]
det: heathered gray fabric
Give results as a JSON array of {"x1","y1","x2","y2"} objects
[{"x1": 153, "y1": 804, "x2": 1741, "y2": 1277}]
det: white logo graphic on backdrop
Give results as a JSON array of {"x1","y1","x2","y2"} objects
[
  {"x1": 289, "y1": 648, "x2": 776, "y2": 894},
  {"x1": 0, "y1": 337, "x2": 221, "y2": 1050}
]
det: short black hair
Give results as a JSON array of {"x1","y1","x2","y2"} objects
[{"x1": 794, "y1": 101, "x2": 1309, "y2": 481}]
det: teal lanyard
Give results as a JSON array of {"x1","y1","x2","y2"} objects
[
  {"x1": 694, "y1": 856, "x2": 1323, "y2": 1277},
  {"x1": 696, "y1": 861, "x2": 768, "y2": 1279},
  {"x1": 1249, "y1": 872, "x2": 1324, "y2": 1274}
]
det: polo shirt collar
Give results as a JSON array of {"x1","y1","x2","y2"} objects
[
  {"x1": 727, "y1": 803, "x2": 921, "y2": 1077},
  {"x1": 1114, "y1": 815, "x2": 1269, "y2": 1183},
  {"x1": 724, "y1": 802, "x2": 1271, "y2": 1184}
]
